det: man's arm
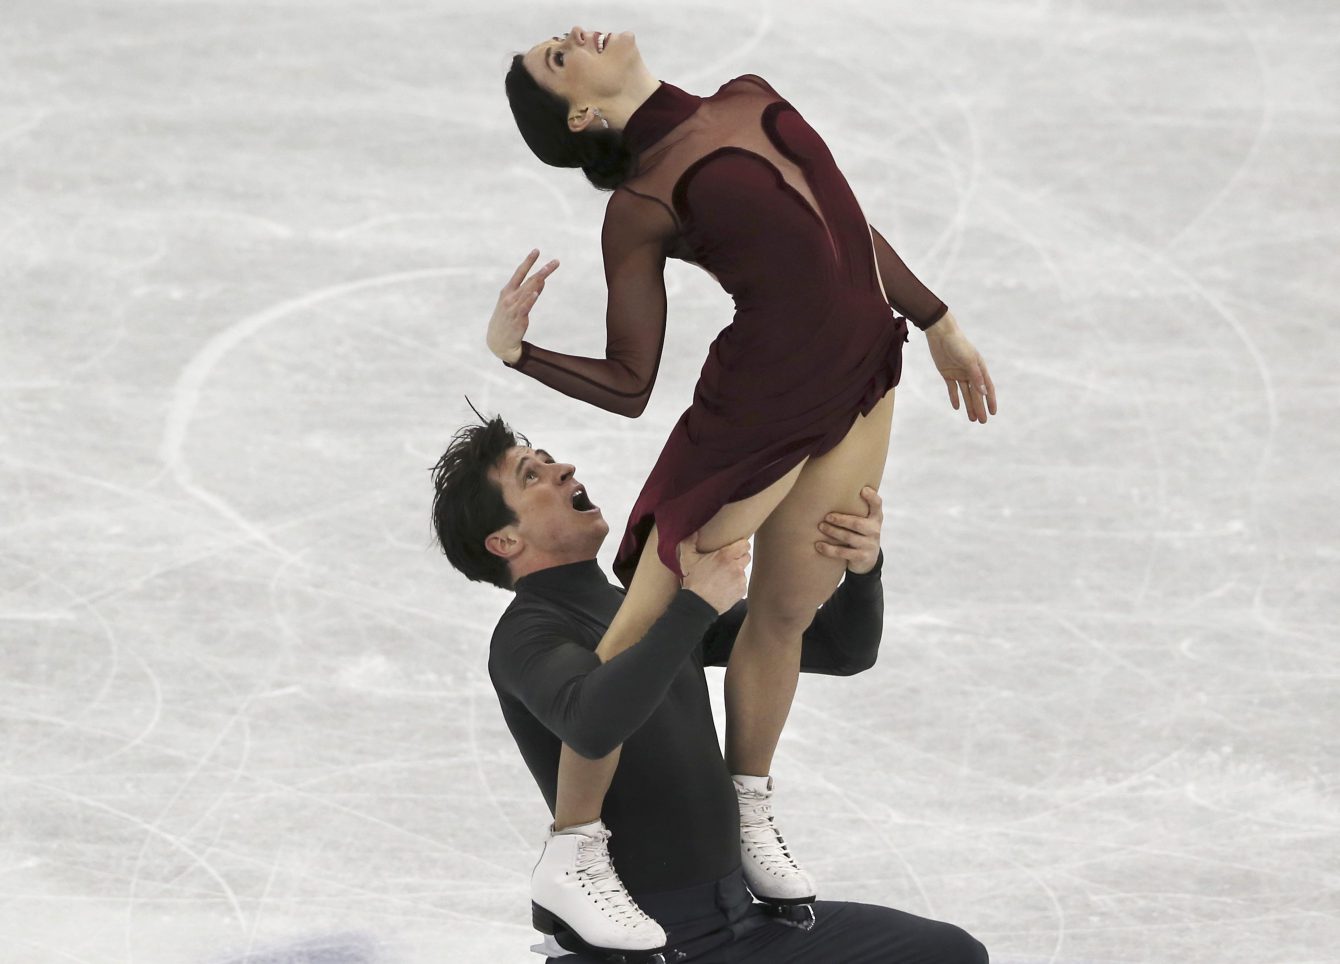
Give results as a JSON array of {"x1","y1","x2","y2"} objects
[
  {"x1": 491, "y1": 535, "x2": 750, "y2": 759},
  {"x1": 794, "y1": 551, "x2": 884, "y2": 674},
  {"x1": 491, "y1": 591, "x2": 718, "y2": 759},
  {"x1": 701, "y1": 554, "x2": 884, "y2": 676},
  {"x1": 702, "y1": 488, "x2": 886, "y2": 676}
]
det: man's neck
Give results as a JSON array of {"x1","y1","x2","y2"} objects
[{"x1": 509, "y1": 551, "x2": 599, "y2": 585}]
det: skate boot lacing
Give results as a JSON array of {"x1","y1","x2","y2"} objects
[
  {"x1": 738, "y1": 787, "x2": 802, "y2": 879},
  {"x1": 573, "y1": 828, "x2": 656, "y2": 930}
]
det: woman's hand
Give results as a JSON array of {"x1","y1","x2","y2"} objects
[
  {"x1": 816, "y1": 486, "x2": 883, "y2": 574},
  {"x1": 487, "y1": 249, "x2": 560, "y2": 364},
  {"x1": 926, "y1": 312, "x2": 997, "y2": 423}
]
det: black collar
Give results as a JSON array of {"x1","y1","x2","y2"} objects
[{"x1": 513, "y1": 558, "x2": 616, "y2": 601}]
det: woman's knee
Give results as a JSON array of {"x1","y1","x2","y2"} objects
[
  {"x1": 742, "y1": 596, "x2": 824, "y2": 640},
  {"x1": 746, "y1": 553, "x2": 847, "y2": 634}
]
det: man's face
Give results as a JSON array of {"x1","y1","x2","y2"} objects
[{"x1": 488, "y1": 445, "x2": 609, "y2": 566}]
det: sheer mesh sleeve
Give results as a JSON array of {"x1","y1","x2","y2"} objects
[
  {"x1": 506, "y1": 188, "x2": 676, "y2": 418},
  {"x1": 869, "y1": 223, "x2": 948, "y2": 330}
]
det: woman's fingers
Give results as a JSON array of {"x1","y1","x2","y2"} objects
[
  {"x1": 964, "y1": 374, "x2": 986, "y2": 423},
  {"x1": 958, "y1": 380, "x2": 978, "y2": 421},
  {"x1": 520, "y1": 259, "x2": 559, "y2": 294},
  {"x1": 502, "y1": 260, "x2": 560, "y2": 322},
  {"x1": 505, "y1": 249, "x2": 540, "y2": 292},
  {"x1": 946, "y1": 377, "x2": 961, "y2": 411},
  {"x1": 981, "y1": 360, "x2": 998, "y2": 415},
  {"x1": 519, "y1": 263, "x2": 559, "y2": 310},
  {"x1": 966, "y1": 361, "x2": 991, "y2": 423},
  {"x1": 503, "y1": 251, "x2": 558, "y2": 310}
]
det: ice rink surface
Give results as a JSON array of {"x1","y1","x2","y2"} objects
[{"x1": 2, "y1": 0, "x2": 1337, "y2": 961}]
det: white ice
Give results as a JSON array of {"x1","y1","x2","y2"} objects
[{"x1": 1, "y1": 1, "x2": 1337, "y2": 962}]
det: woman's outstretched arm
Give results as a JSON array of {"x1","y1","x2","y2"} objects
[
  {"x1": 868, "y1": 222, "x2": 948, "y2": 329},
  {"x1": 486, "y1": 188, "x2": 676, "y2": 418},
  {"x1": 868, "y1": 223, "x2": 998, "y2": 422}
]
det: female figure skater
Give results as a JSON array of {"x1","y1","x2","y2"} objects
[{"x1": 488, "y1": 25, "x2": 995, "y2": 961}]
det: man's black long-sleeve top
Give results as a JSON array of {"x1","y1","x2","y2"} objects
[{"x1": 488, "y1": 553, "x2": 885, "y2": 896}]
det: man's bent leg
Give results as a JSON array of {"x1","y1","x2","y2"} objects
[{"x1": 732, "y1": 900, "x2": 988, "y2": 964}]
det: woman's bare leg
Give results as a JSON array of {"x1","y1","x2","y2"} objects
[
  {"x1": 724, "y1": 389, "x2": 895, "y2": 776},
  {"x1": 554, "y1": 746, "x2": 619, "y2": 828},
  {"x1": 553, "y1": 464, "x2": 807, "y2": 828}
]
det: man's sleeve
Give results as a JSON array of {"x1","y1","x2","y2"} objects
[
  {"x1": 490, "y1": 590, "x2": 719, "y2": 758},
  {"x1": 700, "y1": 552, "x2": 885, "y2": 676}
]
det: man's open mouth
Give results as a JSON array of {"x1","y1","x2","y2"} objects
[{"x1": 571, "y1": 487, "x2": 599, "y2": 513}]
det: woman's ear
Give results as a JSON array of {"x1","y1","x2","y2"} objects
[{"x1": 568, "y1": 106, "x2": 598, "y2": 134}]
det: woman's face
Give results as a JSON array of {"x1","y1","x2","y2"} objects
[{"x1": 522, "y1": 26, "x2": 643, "y2": 116}]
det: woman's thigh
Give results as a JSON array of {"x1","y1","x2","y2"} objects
[
  {"x1": 748, "y1": 390, "x2": 895, "y2": 618},
  {"x1": 597, "y1": 459, "x2": 808, "y2": 659},
  {"x1": 608, "y1": 387, "x2": 894, "y2": 650}
]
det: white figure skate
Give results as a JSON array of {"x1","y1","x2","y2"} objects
[
  {"x1": 530, "y1": 820, "x2": 670, "y2": 963},
  {"x1": 734, "y1": 774, "x2": 817, "y2": 930}
]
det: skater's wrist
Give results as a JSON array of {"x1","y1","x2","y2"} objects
[
  {"x1": 845, "y1": 549, "x2": 884, "y2": 579},
  {"x1": 675, "y1": 586, "x2": 725, "y2": 622},
  {"x1": 923, "y1": 309, "x2": 958, "y2": 338}
]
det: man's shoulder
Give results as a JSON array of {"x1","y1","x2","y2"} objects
[
  {"x1": 489, "y1": 591, "x2": 580, "y2": 660},
  {"x1": 492, "y1": 591, "x2": 557, "y2": 640},
  {"x1": 495, "y1": 587, "x2": 573, "y2": 624}
]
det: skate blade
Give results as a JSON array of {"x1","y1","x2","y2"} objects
[
  {"x1": 531, "y1": 902, "x2": 674, "y2": 964},
  {"x1": 530, "y1": 933, "x2": 576, "y2": 956},
  {"x1": 752, "y1": 892, "x2": 817, "y2": 907},
  {"x1": 763, "y1": 901, "x2": 817, "y2": 931}
]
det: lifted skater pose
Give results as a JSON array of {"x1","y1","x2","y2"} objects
[
  {"x1": 490, "y1": 25, "x2": 996, "y2": 958},
  {"x1": 431, "y1": 414, "x2": 988, "y2": 963}
]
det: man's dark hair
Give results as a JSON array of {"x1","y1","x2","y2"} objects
[{"x1": 430, "y1": 414, "x2": 528, "y2": 590}]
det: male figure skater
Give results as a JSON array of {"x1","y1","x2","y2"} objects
[{"x1": 431, "y1": 414, "x2": 988, "y2": 963}]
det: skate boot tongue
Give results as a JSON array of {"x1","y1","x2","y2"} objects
[
  {"x1": 733, "y1": 774, "x2": 773, "y2": 794},
  {"x1": 575, "y1": 828, "x2": 645, "y2": 926}
]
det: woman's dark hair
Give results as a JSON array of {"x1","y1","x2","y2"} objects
[
  {"x1": 505, "y1": 53, "x2": 636, "y2": 191},
  {"x1": 430, "y1": 414, "x2": 529, "y2": 590}
]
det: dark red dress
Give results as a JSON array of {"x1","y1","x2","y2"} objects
[{"x1": 508, "y1": 76, "x2": 947, "y2": 585}]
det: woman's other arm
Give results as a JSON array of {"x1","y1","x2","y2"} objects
[{"x1": 487, "y1": 189, "x2": 676, "y2": 418}]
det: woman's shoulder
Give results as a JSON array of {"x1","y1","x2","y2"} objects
[{"x1": 604, "y1": 183, "x2": 679, "y2": 240}]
